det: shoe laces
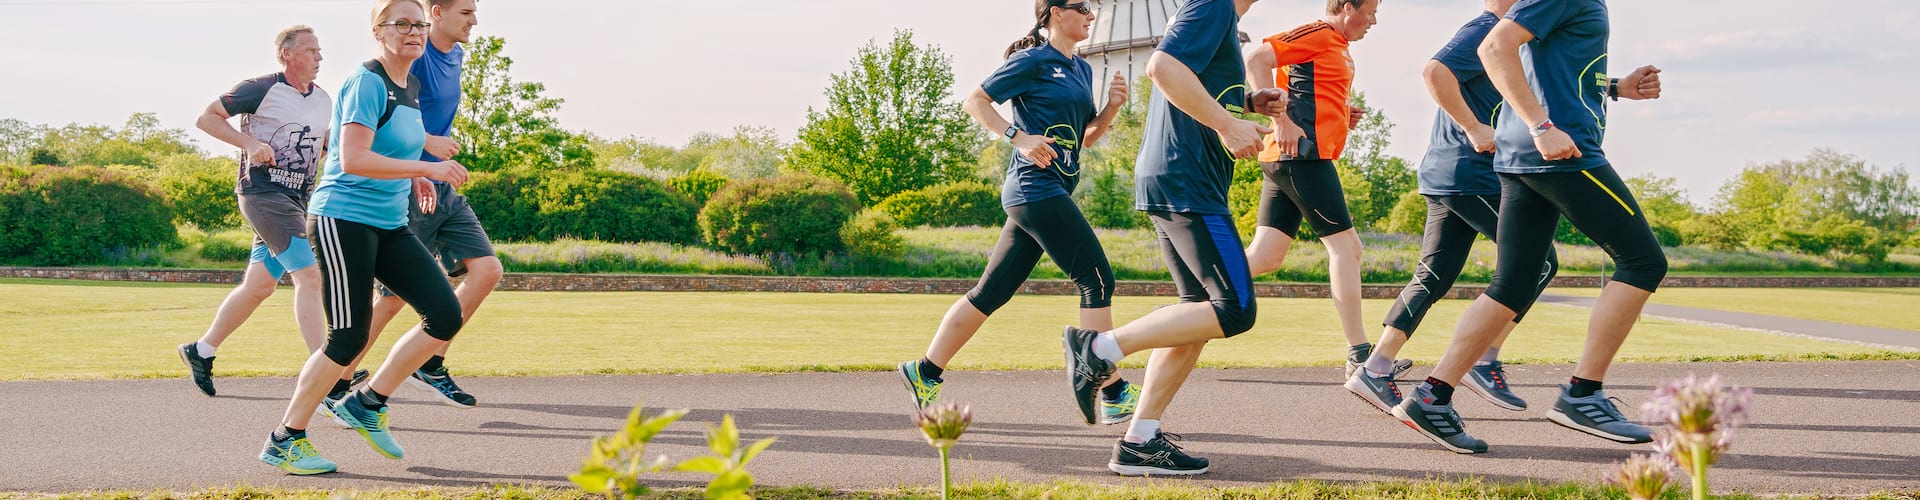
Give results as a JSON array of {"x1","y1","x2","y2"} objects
[
  {"x1": 1154, "y1": 432, "x2": 1188, "y2": 452},
  {"x1": 1603, "y1": 396, "x2": 1634, "y2": 421},
  {"x1": 1485, "y1": 364, "x2": 1508, "y2": 389},
  {"x1": 285, "y1": 438, "x2": 321, "y2": 461}
]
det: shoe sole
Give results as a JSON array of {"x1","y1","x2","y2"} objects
[
  {"x1": 1109, "y1": 463, "x2": 1209, "y2": 476},
  {"x1": 897, "y1": 363, "x2": 933, "y2": 411},
  {"x1": 1390, "y1": 405, "x2": 1486, "y2": 454},
  {"x1": 346, "y1": 424, "x2": 404, "y2": 460},
  {"x1": 1063, "y1": 327, "x2": 1100, "y2": 426},
  {"x1": 1099, "y1": 411, "x2": 1132, "y2": 425},
  {"x1": 316, "y1": 403, "x2": 352, "y2": 429},
  {"x1": 1344, "y1": 378, "x2": 1396, "y2": 415},
  {"x1": 406, "y1": 375, "x2": 477, "y2": 409},
  {"x1": 1463, "y1": 377, "x2": 1528, "y2": 412},
  {"x1": 1546, "y1": 408, "x2": 1650, "y2": 444},
  {"x1": 262, "y1": 455, "x2": 336, "y2": 475},
  {"x1": 177, "y1": 346, "x2": 215, "y2": 398}
]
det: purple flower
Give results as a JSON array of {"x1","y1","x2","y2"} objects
[
  {"x1": 1642, "y1": 374, "x2": 1755, "y2": 473},
  {"x1": 1606, "y1": 452, "x2": 1676, "y2": 500}
]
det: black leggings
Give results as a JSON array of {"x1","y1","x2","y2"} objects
[
  {"x1": 964, "y1": 195, "x2": 1115, "y2": 315},
  {"x1": 1152, "y1": 212, "x2": 1258, "y2": 337},
  {"x1": 1485, "y1": 166, "x2": 1667, "y2": 313},
  {"x1": 1383, "y1": 194, "x2": 1558, "y2": 336},
  {"x1": 1258, "y1": 160, "x2": 1356, "y2": 238},
  {"x1": 311, "y1": 216, "x2": 465, "y2": 366}
]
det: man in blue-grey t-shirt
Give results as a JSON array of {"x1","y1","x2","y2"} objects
[
  {"x1": 1063, "y1": 0, "x2": 1285, "y2": 477},
  {"x1": 1392, "y1": 0, "x2": 1669, "y2": 453},
  {"x1": 345, "y1": 0, "x2": 496, "y2": 410}
]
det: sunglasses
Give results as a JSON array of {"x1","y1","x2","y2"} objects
[{"x1": 1057, "y1": 2, "x2": 1092, "y2": 15}]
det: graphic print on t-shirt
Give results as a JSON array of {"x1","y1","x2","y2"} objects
[{"x1": 221, "y1": 72, "x2": 332, "y2": 197}]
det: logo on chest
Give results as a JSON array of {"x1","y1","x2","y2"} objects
[{"x1": 1052, "y1": 67, "x2": 1066, "y2": 79}]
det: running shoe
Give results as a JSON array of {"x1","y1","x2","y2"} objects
[
  {"x1": 177, "y1": 343, "x2": 216, "y2": 397},
  {"x1": 1343, "y1": 343, "x2": 1414, "y2": 379},
  {"x1": 1344, "y1": 368, "x2": 1403, "y2": 414},
  {"x1": 1099, "y1": 382, "x2": 1142, "y2": 425},
  {"x1": 407, "y1": 366, "x2": 477, "y2": 408},
  {"x1": 897, "y1": 360, "x2": 942, "y2": 410},
  {"x1": 259, "y1": 433, "x2": 337, "y2": 475},
  {"x1": 1391, "y1": 385, "x2": 1489, "y2": 454},
  {"x1": 350, "y1": 369, "x2": 369, "y2": 389},
  {"x1": 1109, "y1": 431, "x2": 1209, "y2": 476},
  {"x1": 1547, "y1": 385, "x2": 1653, "y2": 444},
  {"x1": 316, "y1": 392, "x2": 352, "y2": 429},
  {"x1": 333, "y1": 391, "x2": 405, "y2": 459},
  {"x1": 1463, "y1": 361, "x2": 1528, "y2": 411},
  {"x1": 1063, "y1": 326, "x2": 1116, "y2": 426}
]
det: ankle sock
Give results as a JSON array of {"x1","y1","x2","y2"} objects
[
  {"x1": 1569, "y1": 376, "x2": 1603, "y2": 398},
  {"x1": 421, "y1": 355, "x2": 445, "y2": 373},
  {"x1": 1347, "y1": 343, "x2": 1372, "y2": 364},
  {"x1": 1101, "y1": 380, "x2": 1130, "y2": 401},
  {"x1": 916, "y1": 357, "x2": 944, "y2": 381},
  {"x1": 272, "y1": 426, "x2": 305, "y2": 442},
  {"x1": 1092, "y1": 332, "x2": 1123, "y2": 363},
  {"x1": 1424, "y1": 377, "x2": 1455, "y2": 406},
  {"x1": 1124, "y1": 418, "x2": 1160, "y2": 444},
  {"x1": 356, "y1": 387, "x2": 389, "y2": 410},
  {"x1": 195, "y1": 341, "x2": 217, "y2": 358}
]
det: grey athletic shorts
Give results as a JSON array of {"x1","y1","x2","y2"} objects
[
  {"x1": 377, "y1": 182, "x2": 496, "y2": 296},
  {"x1": 237, "y1": 192, "x2": 317, "y2": 278}
]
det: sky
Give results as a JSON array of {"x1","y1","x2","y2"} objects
[{"x1": 1, "y1": 0, "x2": 1916, "y2": 204}]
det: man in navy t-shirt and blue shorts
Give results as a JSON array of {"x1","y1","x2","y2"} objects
[
  {"x1": 1391, "y1": 0, "x2": 1669, "y2": 454},
  {"x1": 1061, "y1": 0, "x2": 1284, "y2": 477}
]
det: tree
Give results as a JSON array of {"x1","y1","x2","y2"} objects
[
  {"x1": 788, "y1": 30, "x2": 982, "y2": 205},
  {"x1": 1710, "y1": 150, "x2": 1920, "y2": 251},
  {"x1": 1626, "y1": 174, "x2": 1698, "y2": 246},
  {"x1": 455, "y1": 36, "x2": 596, "y2": 172},
  {"x1": 1076, "y1": 75, "x2": 1155, "y2": 229},
  {"x1": 686, "y1": 126, "x2": 787, "y2": 180},
  {"x1": 1337, "y1": 92, "x2": 1415, "y2": 231}
]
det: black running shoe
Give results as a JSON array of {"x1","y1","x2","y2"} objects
[
  {"x1": 350, "y1": 369, "x2": 370, "y2": 389},
  {"x1": 177, "y1": 343, "x2": 216, "y2": 397},
  {"x1": 1109, "y1": 432, "x2": 1209, "y2": 476},
  {"x1": 408, "y1": 366, "x2": 478, "y2": 408},
  {"x1": 1391, "y1": 385, "x2": 1489, "y2": 454},
  {"x1": 1063, "y1": 326, "x2": 1115, "y2": 426}
]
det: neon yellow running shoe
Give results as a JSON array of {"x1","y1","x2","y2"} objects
[
  {"x1": 260, "y1": 433, "x2": 338, "y2": 475},
  {"x1": 897, "y1": 360, "x2": 941, "y2": 409},
  {"x1": 1100, "y1": 381, "x2": 1142, "y2": 425}
]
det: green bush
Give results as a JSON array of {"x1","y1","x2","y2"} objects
[
  {"x1": 875, "y1": 181, "x2": 1003, "y2": 228},
  {"x1": 667, "y1": 168, "x2": 730, "y2": 207},
  {"x1": 1384, "y1": 191, "x2": 1427, "y2": 235},
  {"x1": 842, "y1": 209, "x2": 906, "y2": 260},
  {"x1": 700, "y1": 174, "x2": 859, "y2": 255},
  {"x1": 1073, "y1": 166, "x2": 1150, "y2": 229},
  {"x1": 1649, "y1": 223, "x2": 1684, "y2": 247},
  {"x1": 0, "y1": 166, "x2": 176, "y2": 265},
  {"x1": 198, "y1": 229, "x2": 254, "y2": 262},
  {"x1": 1229, "y1": 178, "x2": 1319, "y2": 242},
  {"x1": 463, "y1": 169, "x2": 543, "y2": 242},
  {"x1": 1677, "y1": 213, "x2": 1746, "y2": 251},
  {"x1": 160, "y1": 167, "x2": 241, "y2": 230},
  {"x1": 534, "y1": 170, "x2": 700, "y2": 245},
  {"x1": 1554, "y1": 217, "x2": 1595, "y2": 246}
]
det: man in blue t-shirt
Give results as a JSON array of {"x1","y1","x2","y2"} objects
[
  {"x1": 1392, "y1": 0, "x2": 1668, "y2": 453},
  {"x1": 347, "y1": 0, "x2": 495, "y2": 410},
  {"x1": 1063, "y1": 0, "x2": 1283, "y2": 477}
]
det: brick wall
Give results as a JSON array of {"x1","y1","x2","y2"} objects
[{"x1": 5, "y1": 267, "x2": 1916, "y2": 298}]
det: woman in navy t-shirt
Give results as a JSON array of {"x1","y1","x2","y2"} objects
[{"x1": 895, "y1": 0, "x2": 1136, "y2": 421}]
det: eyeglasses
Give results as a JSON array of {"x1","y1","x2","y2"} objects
[
  {"x1": 377, "y1": 21, "x2": 431, "y2": 34},
  {"x1": 1058, "y1": 2, "x2": 1092, "y2": 15}
]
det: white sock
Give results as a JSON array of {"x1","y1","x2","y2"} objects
[
  {"x1": 1363, "y1": 354, "x2": 1393, "y2": 378},
  {"x1": 195, "y1": 341, "x2": 217, "y2": 358},
  {"x1": 1092, "y1": 332, "x2": 1123, "y2": 363},
  {"x1": 1124, "y1": 418, "x2": 1161, "y2": 444}
]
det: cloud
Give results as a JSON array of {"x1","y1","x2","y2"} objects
[
  {"x1": 1658, "y1": 28, "x2": 1917, "y2": 75},
  {"x1": 1743, "y1": 106, "x2": 1920, "y2": 130}
]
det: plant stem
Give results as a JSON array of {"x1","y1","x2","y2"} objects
[
  {"x1": 1692, "y1": 443, "x2": 1709, "y2": 500},
  {"x1": 939, "y1": 447, "x2": 952, "y2": 500}
]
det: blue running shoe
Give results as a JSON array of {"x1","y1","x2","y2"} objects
[
  {"x1": 1464, "y1": 361, "x2": 1528, "y2": 411},
  {"x1": 407, "y1": 366, "x2": 477, "y2": 408},
  {"x1": 1345, "y1": 368, "x2": 1403, "y2": 415},
  {"x1": 260, "y1": 433, "x2": 337, "y2": 475},
  {"x1": 1548, "y1": 385, "x2": 1653, "y2": 444},
  {"x1": 897, "y1": 360, "x2": 942, "y2": 410},
  {"x1": 334, "y1": 392, "x2": 405, "y2": 459},
  {"x1": 1099, "y1": 382, "x2": 1141, "y2": 425}
]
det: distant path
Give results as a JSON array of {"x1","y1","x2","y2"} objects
[
  {"x1": 3, "y1": 362, "x2": 1917, "y2": 495},
  {"x1": 1537, "y1": 294, "x2": 1920, "y2": 350}
]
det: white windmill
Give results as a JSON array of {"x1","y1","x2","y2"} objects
[{"x1": 1075, "y1": 0, "x2": 1249, "y2": 108}]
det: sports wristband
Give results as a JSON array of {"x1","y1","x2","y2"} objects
[
  {"x1": 1608, "y1": 78, "x2": 1621, "y2": 102},
  {"x1": 1529, "y1": 120, "x2": 1556, "y2": 138}
]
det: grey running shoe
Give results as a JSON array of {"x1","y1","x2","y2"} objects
[
  {"x1": 1343, "y1": 343, "x2": 1414, "y2": 379},
  {"x1": 1547, "y1": 385, "x2": 1653, "y2": 444},
  {"x1": 1464, "y1": 361, "x2": 1528, "y2": 411},
  {"x1": 1063, "y1": 326, "x2": 1116, "y2": 426},
  {"x1": 1345, "y1": 368, "x2": 1404, "y2": 414},
  {"x1": 1108, "y1": 432, "x2": 1209, "y2": 476},
  {"x1": 178, "y1": 343, "x2": 216, "y2": 397},
  {"x1": 1391, "y1": 385, "x2": 1489, "y2": 454}
]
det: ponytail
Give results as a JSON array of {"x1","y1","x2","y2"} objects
[{"x1": 1004, "y1": 0, "x2": 1055, "y2": 58}]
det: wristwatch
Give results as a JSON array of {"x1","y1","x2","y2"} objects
[
  {"x1": 1004, "y1": 125, "x2": 1020, "y2": 142},
  {"x1": 1529, "y1": 119, "x2": 1556, "y2": 138},
  {"x1": 1608, "y1": 78, "x2": 1621, "y2": 102}
]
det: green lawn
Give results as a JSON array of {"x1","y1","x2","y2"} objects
[
  {"x1": 11, "y1": 481, "x2": 1918, "y2": 500},
  {"x1": 0, "y1": 279, "x2": 1897, "y2": 381},
  {"x1": 1552, "y1": 287, "x2": 1920, "y2": 332}
]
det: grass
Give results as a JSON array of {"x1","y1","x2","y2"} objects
[
  {"x1": 0, "y1": 279, "x2": 1903, "y2": 381},
  {"x1": 7, "y1": 480, "x2": 1917, "y2": 499},
  {"x1": 1552, "y1": 287, "x2": 1920, "y2": 332},
  {"x1": 68, "y1": 226, "x2": 1920, "y2": 284}
]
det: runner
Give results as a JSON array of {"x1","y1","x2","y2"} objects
[
  {"x1": 258, "y1": 0, "x2": 472, "y2": 475},
  {"x1": 335, "y1": 0, "x2": 493, "y2": 411},
  {"x1": 1392, "y1": 0, "x2": 1666, "y2": 453},
  {"x1": 177, "y1": 25, "x2": 333, "y2": 398},
  {"x1": 1241, "y1": 0, "x2": 1389, "y2": 377},
  {"x1": 1061, "y1": 0, "x2": 1281, "y2": 476},
  {"x1": 1345, "y1": 0, "x2": 1555, "y2": 416},
  {"x1": 897, "y1": 0, "x2": 1142, "y2": 425}
]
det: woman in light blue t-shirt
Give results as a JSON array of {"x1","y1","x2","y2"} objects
[{"x1": 258, "y1": 0, "x2": 473, "y2": 476}]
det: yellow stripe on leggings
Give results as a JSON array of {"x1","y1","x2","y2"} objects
[{"x1": 1583, "y1": 170, "x2": 1636, "y2": 216}]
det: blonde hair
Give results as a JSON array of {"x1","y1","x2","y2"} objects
[
  {"x1": 370, "y1": 0, "x2": 423, "y2": 26},
  {"x1": 273, "y1": 25, "x2": 314, "y2": 64}
]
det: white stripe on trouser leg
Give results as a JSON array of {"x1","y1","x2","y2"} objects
[
  {"x1": 319, "y1": 218, "x2": 340, "y2": 331},
  {"x1": 328, "y1": 218, "x2": 352, "y2": 331},
  {"x1": 322, "y1": 218, "x2": 350, "y2": 331}
]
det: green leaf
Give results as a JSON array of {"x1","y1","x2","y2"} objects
[
  {"x1": 738, "y1": 437, "x2": 777, "y2": 467},
  {"x1": 673, "y1": 456, "x2": 729, "y2": 475},
  {"x1": 568, "y1": 466, "x2": 616, "y2": 493},
  {"x1": 709, "y1": 414, "x2": 740, "y2": 457},
  {"x1": 705, "y1": 470, "x2": 753, "y2": 499}
]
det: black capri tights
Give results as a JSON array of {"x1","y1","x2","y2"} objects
[
  {"x1": 965, "y1": 195, "x2": 1115, "y2": 315},
  {"x1": 1152, "y1": 212, "x2": 1259, "y2": 337},
  {"x1": 1484, "y1": 165, "x2": 1667, "y2": 313},
  {"x1": 1383, "y1": 194, "x2": 1558, "y2": 337},
  {"x1": 311, "y1": 216, "x2": 465, "y2": 366}
]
